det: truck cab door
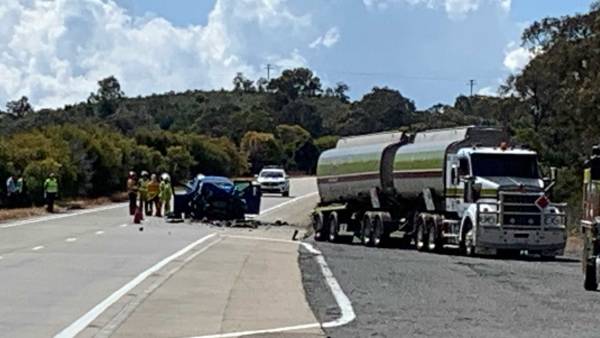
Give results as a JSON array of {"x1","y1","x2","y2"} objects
[
  {"x1": 234, "y1": 180, "x2": 262, "y2": 215},
  {"x1": 445, "y1": 154, "x2": 465, "y2": 213}
]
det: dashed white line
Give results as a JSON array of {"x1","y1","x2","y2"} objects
[
  {"x1": 32, "y1": 246, "x2": 44, "y2": 251},
  {"x1": 0, "y1": 203, "x2": 128, "y2": 229},
  {"x1": 119, "y1": 224, "x2": 129, "y2": 228},
  {"x1": 95, "y1": 230, "x2": 105, "y2": 235},
  {"x1": 65, "y1": 237, "x2": 77, "y2": 243}
]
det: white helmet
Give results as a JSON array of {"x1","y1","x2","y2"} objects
[{"x1": 161, "y1": 173, "x2": 171, "y2": 182}]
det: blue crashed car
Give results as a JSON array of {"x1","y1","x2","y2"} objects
[{"x1": 171, "y1": 175, "x2": 261, "y2": 221}]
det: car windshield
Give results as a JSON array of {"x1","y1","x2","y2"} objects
[
  {"x1": 260, "y1": 171, "x2": 284, "y2": 178},
  {"x1": 471, "y1": 154, "x2": 540, "y2": 178}
]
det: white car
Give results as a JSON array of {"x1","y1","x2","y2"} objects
[{"x1": 256, "y1": 168, "x2": 290, "y2": 197}]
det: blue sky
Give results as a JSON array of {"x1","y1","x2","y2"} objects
[{"x1": 0, "y1": 0, "x2": 595, "y2": 109}]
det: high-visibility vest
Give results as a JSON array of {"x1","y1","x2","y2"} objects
[
  {"x1": 159, "y1": 181, "x2": 172, "y2": 201},
  {"x1": 147, "y1": 181, "x2": 159, "y2": 199},
  {"x1": 44, "y1": 178, "x2": 58, "y2": 193}
]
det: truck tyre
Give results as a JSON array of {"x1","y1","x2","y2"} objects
[
  {"x1": 415, "y1": 216, "x2": 428, "y2": 252},
  {"x1": 460, "y1": 219, "x2": 475, "y2": 256},
  {"x1": 361, "y1": 215, "x2": 374, "y2": 246},
  {"x1": 313, "y1": 212, "x2": 328, "y2": 242},
  {"x1": 373, "y1": 215, "x2": 385, "y2": 247},
  {"x1": 584, "y1": 258, "x2": 598, "y2": 291},
  {"x1": 328, "y1": 212, "x2": 340, "y2": 243},
  {"x1": 427, "y1": 220, "x2": 440, "y2": 252}
]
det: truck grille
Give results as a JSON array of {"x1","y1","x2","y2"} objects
[{"x1": 501, "y1": 192, "x2": 543, "y2": 227}]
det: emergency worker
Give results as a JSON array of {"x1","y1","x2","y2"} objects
[
  {"x1": 44, "y1": 173, "x2": 59, "y2": 213},
  {"x1": 147, "y1": 174, "x2": 160, "y2": 217},
  {"x1": 139, "y1": 171, "x2": 149, "y2": 215},
  {"x1": 159, "y1": 173, "x2": 173, "y2": 215},
  {"x1": 127, "y1": 171, "x2": 138, "y2": 215}
]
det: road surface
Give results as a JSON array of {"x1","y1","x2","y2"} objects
[
  {"x1": 0, "y1": 177, "x2": 318, "y2": 338},
  {"x1": 4, "y1": 175, "x2": 599, "y2": 338}
]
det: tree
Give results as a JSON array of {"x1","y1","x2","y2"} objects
[
  {"x1": 233, "y1": 72, "x2": 255, "y2": 93},
  {"x1": 166, "y1": 146, "x2": 195, "y2": 182},
  {"x1": 6, "y1": 96, "x2": 33, "y2": 118},
  {"x1": 268, "y1": 68, "x2": 322, "y2": 100},
  {"x1": 88, "y1": 76, "x2": 124, "y2": 103},
  {"x1": 334, "y1": 82, "x2": 350, "y2": 103},
  {"x1": 240, "y1": 131, "x2": 283, "y2": 173}
]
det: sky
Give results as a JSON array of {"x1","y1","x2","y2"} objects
[{"x1": 0, "y1": 0, "x2": 595, "y2": 110}]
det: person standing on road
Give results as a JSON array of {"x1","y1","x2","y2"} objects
[
  {"x1": 5, "y1": 175, "x2": 16, "y2": 208},
  {"x1": 159, "y1": 173, "x2": 172, "y2": 216},
  {"x1": 127, "y1": 171, "x2": 138, "y2": 215},
  {"x1": 139, "y1": 171, "x2": 150, "y2": 215},
  {"x1": 147, "y1": 174, "x2": 161, "y2": 217},
  {"x1": 44, "y1": 173, "x2": 59, "y2": 213}
]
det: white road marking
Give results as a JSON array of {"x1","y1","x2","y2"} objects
[
  {"x1": 187, "y1": 237, "x2": 355, "y2": 338},
  {"x1": 119, "y1": 223, "x2": 129, "y2": 228},
  {"x1": 54, "y1": 233, "x2": 217, "y2": 338},
  {"x1": 95, "y1": 238, "x2": 223, "y2": 338},
  {"x1": 95, "y1": 231, "x2": 104, "y2": 235},
  {"x1": 65, "y1": 238, "x2": 77, "y2": 243},
  {"x1": 32, "y1": 246, "x2": 44, "y2": 251},
  {"x1": 0, "y1": 203, "x2": 128, "y2": 229},
  {"x1": 258, "y1": 191, "x2": 318, "y2": 216}
]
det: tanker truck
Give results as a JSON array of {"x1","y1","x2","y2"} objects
[
  {"x1": 581, "y1": 145, "x2": 600, "y2": 290},
  {"x1": 312, "y1": 126, "x2": 567, "y2": 257}
]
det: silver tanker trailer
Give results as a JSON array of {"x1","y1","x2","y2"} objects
[{"x1": 312, "y1": 126, "x2": 567, "y2": 257}]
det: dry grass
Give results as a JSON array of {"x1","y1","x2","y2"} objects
[{"x1": 0, "y1": 192, "x2": 129, "y2": 222}]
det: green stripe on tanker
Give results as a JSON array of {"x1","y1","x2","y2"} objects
[{"x1": 393, "y1": 150, "x2": 445, "y2": 171}]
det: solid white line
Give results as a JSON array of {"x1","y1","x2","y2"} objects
[
  {"x1": 65, "y1": 238, "x2": 77, "y2": 243},
  {"x1": 119, "y1": 223, "x2": 129, "y2": 228},
  {"x1": 54, "y1": 233, "x2": 217, "y2": 338},
  {"x1": 259, "y1": 191, "x2": 318, "y2": 216},
  {"x1": 187, "y1": 238, "x2": 355, "y2": 338},
  {"x1": 32, "y1": 246, "x2": 44, "y2": 251},
  {"x1": 301, "y1": 242, "x2": 356, "y2": 328},
  {"x1": 95, "y1": 231, "x2": 104, "y2": 235},
  {"x1": 189, "y1": 323, "x2": 322, "y2": 338},
  {"x1": 0, "y1": 203, "x2": 128, "y2": 229}
]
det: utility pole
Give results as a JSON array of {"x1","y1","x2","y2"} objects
[
  {"x1": 467, "y1": 79, "x2": 477, "y2": 97},
  {"x1": 266, "y1": 64, "x2": 272, "y2": 81}
]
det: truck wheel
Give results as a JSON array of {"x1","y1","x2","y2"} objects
[
  {"x1": 313, "y1": 212, "x2": 328, "y2": 242},
  {"x1": 460, "y1": 220, "x2": 475, "y2": 256},
  {"x1": 328, "y1": 212, "x2": 340, "y2": 243},
  {"x1": 361, "y1": 215, "x2": 374, "y2": 246},
  {"x1": 584, "y1": 258, "x2": 598, "y2": 291},
  {"x1": 373, "y1": 216, "x2": 385, "y2": 247},
  {"x1": 464, "y1": 229, "x2": 475, "y2": 256},
  {"x1": 415, "y1": 217, "x2": 428, "y2": 252},
  {"x1": 427, "y1": 221, "x2": 440, "y2": 252}
]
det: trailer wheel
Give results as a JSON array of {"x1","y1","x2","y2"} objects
[
  {"x1": 313, "y1": 212, "x2": 328, "y2": 242},
  {"x1": 328, "y1": 212, "x2": 340, "y2": 243},
  {"x1": 415, "y1": 216, "x2": 428, "y2": 252},
  {"x1": 372, "y1": 215, "x2": 385, "y2": 247},
  {"x1": 584, "y1": 258, "x2": 598, "y2": 291},
  {"x1": 361, "y1": 215, "x2": 374, "y2": 246}
]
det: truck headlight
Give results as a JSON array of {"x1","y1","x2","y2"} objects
[
  {"x1": 544, "y1": 215, "x2": 562, "y2": 226},
  {"x1": 479, "y1": 214, "x2": 497, "y2": 226}
]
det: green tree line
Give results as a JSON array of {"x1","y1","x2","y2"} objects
[{"x1": 2, "y1": 2, "x2": 600, "y2": 230}]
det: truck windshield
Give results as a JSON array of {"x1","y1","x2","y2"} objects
[{"x1": 471, "y1": 154, "x2": 540, "y2": 178}]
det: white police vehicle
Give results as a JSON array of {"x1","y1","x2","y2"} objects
[{"x1": 256, "y1": 167, "x2": 290, "y2": 197}]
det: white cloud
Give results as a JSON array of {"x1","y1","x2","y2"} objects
[
  {"x1": 309, "y1": 26, "x2": 340, "y2": 49},
  {"x1": 477, "y1": 86, "x2": 497, "y2": 96},
  {"x1": 363, "y1": 0, "x2": 510, "y2": 19},
  {"x1": 0, "y1": 0, "x2": 311, "y2": 108},
  {"x1": 503, "y1": 43, "x2": 533, "y2": 73}
]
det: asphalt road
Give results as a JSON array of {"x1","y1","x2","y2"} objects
[
  {"x1": 0, "y1": 177, "x2": 316, "y2": 338},
  {"x1": 301, "y1": 239, "x2": 600, "y2": 338}
]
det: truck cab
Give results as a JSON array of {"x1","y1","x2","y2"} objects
[
  {"x1": 582, "y1": 146, "x2": 600, "y2": 290},
  {"x1": 447, "y1": 145, "x2": 567, "y2": 257}
]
